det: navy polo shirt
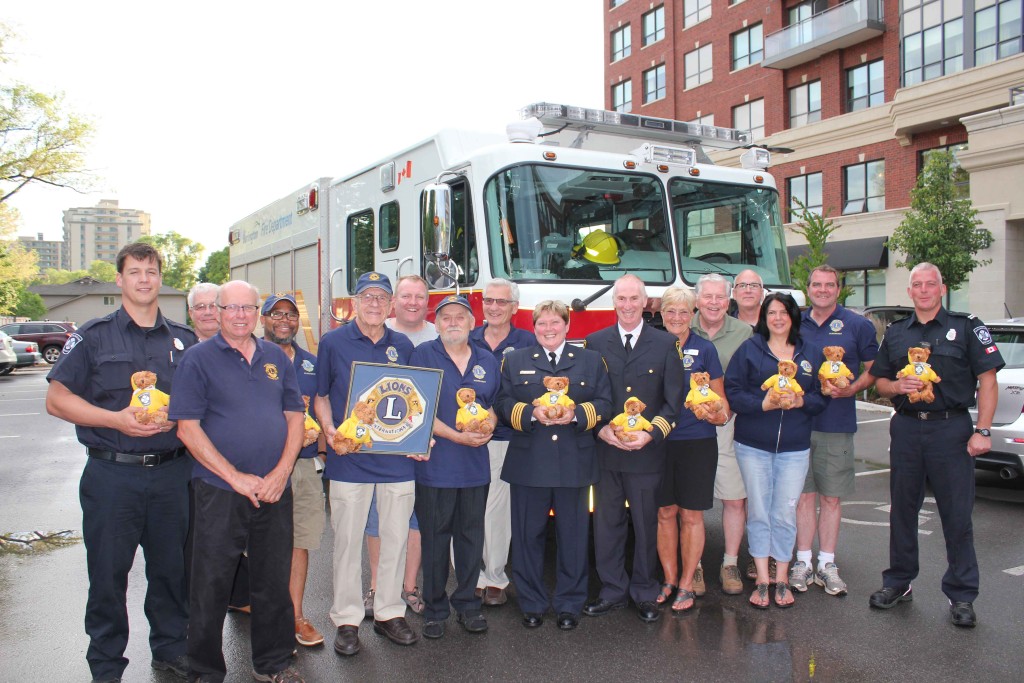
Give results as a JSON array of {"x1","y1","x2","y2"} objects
[
  {"x1": 411, "y1": 339, "x2": 501, "y2": 488},
  {"x1": 47, "y1": 307, "x2": 196, "y2": 454},
  {"x1": 469, "y1": 322, "x2": 535, "y2": 441},
  {"x1": 800, "y1": 305, "x2": 879, "y2": 433},
  {"x1": 669, "y1": 332, "x2": 724, "y2": 441},
  {"x1": 316, "y1": 321, "x2": 415, "y2": 483},
  {"x1": 291, "y1": 343, "x2": 320, "y2": 459},
  {"x1": 169, "y1": 334, "x2": 304, "y2": 490}
]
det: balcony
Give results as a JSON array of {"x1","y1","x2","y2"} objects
[{"x1": 762, "y1": 0, "x2": 885, "y2": 70}]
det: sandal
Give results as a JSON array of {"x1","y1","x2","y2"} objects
[
  {"x1": 656, "y1": 582, "x2": 677, "y2": 606},
  {"x1": 775, "y1": 582, "x2": 794, "y2": 609},
  {"x1": 671, "y1": 587, "x2": 696, "y2": 613},
  {"x1": 750, "y1": 583, "x2": 770, "y2": 610},
  {"x1": 402, "y1": 586, "x2": 425, "y2": 614}
]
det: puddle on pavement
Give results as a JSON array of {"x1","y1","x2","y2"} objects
[{"x1": 0, "y1": 530, "x2": 81, "y2": 555}]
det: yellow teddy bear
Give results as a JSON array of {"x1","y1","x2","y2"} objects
[
  {"x1": 761, "y1": 359, "x2": 804, "y2": 409},
  {"x1": 896, "y1": 346, "x2": 941, "y2": 403},
  {"x1": 684, "y1": 371, "x2": 725, "y2": 421},
  {"x1": 818, "y1": 346, "x2": 855, "y2": 396},
  {"x1": 332, "y1": 401, "x2": 376, "y2": 455},
  {"x1": 129, "y1": 371, "x2": 170, "y2": 425},
  {"x1": 610, "y1": 397, "x2": 654, "y2": 442},
  {"x1": 456, "y1": 387, "x2": 494, "y2": 434},
  {"x1": 302, "y1": 396, "x2": 321, "y2": 447},
  {"x1": 532, "y1": 376, "x2": 576, "y2": 420}
]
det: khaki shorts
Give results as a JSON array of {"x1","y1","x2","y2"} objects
[
  {"x1": 714, "y1": 419, "x2": 747, "y2": 500},
  {"x1": 292, "y1": 457, "x2": 326, "y2": 550},
  {"x1": 803, "y1": 431, "x2": 855, "y2": 498}
]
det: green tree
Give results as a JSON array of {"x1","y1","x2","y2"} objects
[
  {"x1": 788, "y1": 199, "x2": 854, "y2": 304},
  {"x1": 887, "y1": 150, "x2": 991, "y2": 291},
  {"x1": 197, "y1": 246, "x2": 230, "y2": 284},
  {"x1": 34, "y1": 268, "x2": 89, "y2": 285},
  {"x1": 139, "y1": 231, "x2": 204, "y2": 291},
  {"x1": 0, "y1": 205, "x2": 39, "y2": 314},
  {"x1": 1, "y1": 25, "x2": 94, "y2": 204},
  {"x1": 14, "y1": 287, "x2": 45, "y2": 318},
  {"x1": 87, "y1": 260, "x2": 116, "y2": 281}
]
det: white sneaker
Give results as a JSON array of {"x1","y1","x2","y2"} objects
[
  {"x1": 789, "y1": 560, "x2": 813, "y2": 592},
  {"x1": 814, "y1": 562, "x2": 848, "y2": 596}
]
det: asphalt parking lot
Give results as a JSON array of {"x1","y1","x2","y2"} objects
[{"x1": 1, "y1": 366, "x2": 1022, "y2": 682}]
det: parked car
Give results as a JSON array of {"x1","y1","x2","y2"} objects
[
  {"x1": 0, "y1": 331, "x2": 18, "y2": 375},
  {"x1": 847, "y1": 305, "x2": 915, "y2": 343},
  {"x1": 969, "y1": 318, "x2": 1024, "y2": 480},
  {"x1": 0, "y1": 321, "x2": 77, "y2": 364},
  {"x1": 2, "y1": 339, "x2": 44, "y2": 375}
]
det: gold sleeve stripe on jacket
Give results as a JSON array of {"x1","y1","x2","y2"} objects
[
  {"x1": 580, "y1": 402, "x2": 597, "y2": 431},
  {"x1": 511, "y1": 402, "x2": 527, "y2": 431},
  {"x1": 652, "y1": 416, "x2": 672, "y2": 438}
]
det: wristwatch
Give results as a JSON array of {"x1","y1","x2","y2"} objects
[{"x1": 974, "y1": 428, "x2": 991, "y2": 437}]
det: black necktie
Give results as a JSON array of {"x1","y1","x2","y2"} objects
[
  {"x1": 624, "y1": 333, "x2": 633, "y2": 354},
  {"x1": 549, "y1": 351, "x2": 557, "y2": 370}
]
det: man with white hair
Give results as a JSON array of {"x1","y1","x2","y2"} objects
[{"x1": 187, "y1": 282, "x2": 221, "y2": 342}]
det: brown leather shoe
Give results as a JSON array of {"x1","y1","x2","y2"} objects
[
  {"x1": 483, "y1": 586, "x2": 507, "y2": 606},
  {"x1": 373, "y1": 617, "x2": 418, "y2": 645},
  {"x1": 474, "y1": 587, "x2": 484, "y2": 599}
]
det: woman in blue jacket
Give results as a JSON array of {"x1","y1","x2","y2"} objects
[{"x1": 725, "y1": 292, "x2": 826, "y2": 609}]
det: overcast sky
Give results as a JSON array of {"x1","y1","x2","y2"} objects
[{"x1": 3, "y1": 1, "x2": 603, "y2": 257}]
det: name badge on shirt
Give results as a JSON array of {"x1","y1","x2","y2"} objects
[{"x1": 519, "y1": 370, "x2": 536, "y2": 375}]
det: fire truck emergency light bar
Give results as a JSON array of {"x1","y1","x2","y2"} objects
[{"x1": 521, "y1": 102, "x2": 750, "y2": 151}]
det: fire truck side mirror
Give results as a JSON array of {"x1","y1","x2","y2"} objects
[{"x1": 422, "y1": 183, "x2": 453, "y2": 260}]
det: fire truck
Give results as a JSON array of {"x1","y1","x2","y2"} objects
[{"x1": 228, "y1": 102, "x2": 794, "y2": 351}]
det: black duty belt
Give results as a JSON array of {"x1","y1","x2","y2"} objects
[
  {"x1": 87, "y1": 447, "x2": 187, "y2": 466},
  {"x1": 895, "y1": 408, "x2": 968, "y2": 421}
]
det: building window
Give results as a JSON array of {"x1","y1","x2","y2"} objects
[
  {"x1": 642, "y1": 6, "x2": 665, "y2": 46},
  {"x1": 843, "y1": 160, "x2": 885, "y2": 214},
  {"x1": 976, "y1": 0, "x2": 1023, "y2": 66},
  {"x1": 788, "y1": 0, "x2": 828, "y2": 44},
  {"x1": 731, "y1": 24, "x2": 763, "y2": 70},
  {"x1": 902, "y1": 0, "x2": 964, "y2": 86},
  {"x1": 920, "y1": 143, "x2": 970, "y2": 197},
  {"x1": 684, "y1": 0, "x2": 711, "y2": 28},
  {"x1": 847, "y1": 60, "x2": 885, "y2": 111},
  {"x1": 843, "y1": 269, "x2": 886, "y2": 307},
  {"x1": 788, "y1": 172, "x2": 823, "y2": 219},
  {"x1": 103, "y1": 296, "x2": 116, "y2": 306},
  {"x1": 788, "y1": 81, "x2": 821, "y2": 128},
  {"x1": 732, "y1": 99, "x2": 764, "y2": 140},
  {"x1": 684, "y1": 44, "x2": 713, "y2": 89},
  {"x1": 611, "y1": 25, "x2": 631, "y2": 62},
  {"x1": 690, "y1": 114, "x2": 715, "y2": 127},
  {"x1": 612, "y1": 80, "x2": 633, "y2": 112},
  {"x1": 610, "y1": 0, "x2": 627, "y2": 7},
  {"x1": 643, "y1": 65, "x2": 666, "y2": 103}
]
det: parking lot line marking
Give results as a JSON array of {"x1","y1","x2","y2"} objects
[
  {"x1": 856, "y1": 469, "x2": 891, "y2": 476},
  {"x1": 1004, "y1": 566, "x2": 1024, "y2": 576},
  {"x1": 0, "y1": 413, "x2": 40, "y2": 417},
  {"x1": 857, "y1": 418, "x2": 892, "y2": 424},
  {"x1": 0, "y1": 435, "x2": 19, "y2": 438}
]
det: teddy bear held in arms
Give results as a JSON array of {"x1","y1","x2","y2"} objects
[
  {"x1": 130, "y1": 371, "x2": 170, "y2": 425},
  {"x1": 610, "y1": 397, "x2": 653, "y2": 442},
  {"x1": 333, "y1": 400, "x2": 376, "y2": 454},
  {"x1": 896, "y1": 346, "x2": 941, "y2": 403},
  {"x1": 761, "y1": 359, "x2": 804, "y2": 409},
  {"x1": 533, "y1": 376, "x2": 575, "y2": 420},
  {"x1": 818, "y1": 345, "x2": 855, "y2": 396},
  {"x1": 301, "y1": 396, "x2": 320, "y2": 447},
  {"x1": 684, "y1": 371, "x2": 725, "y2": 422},
  {"x1": 455, "y1": 387, "x2": 494, "y2": 434}
]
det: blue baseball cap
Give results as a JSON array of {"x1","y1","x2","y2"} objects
[
  {"x1": 434, "y1": 294, "x2": 473, "y2": 315},
  {"x1": 355, "y1": 271, "x2": 393, "y2": 295},
  {"x1": 261, "y1": 294, "x2": 298, "y2": 315}
]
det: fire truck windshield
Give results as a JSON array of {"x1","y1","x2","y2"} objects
[{"x1": 483, "y1": 164, "x2": 790, "y2": 288}]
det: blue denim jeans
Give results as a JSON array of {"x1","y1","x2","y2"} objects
[{"x1": 734, "y1": 442, "x2": 810, "y2": 561}]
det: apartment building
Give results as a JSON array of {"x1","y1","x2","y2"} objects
[
  {"x1": 604, "y1": 0, "x2": 1023, "y2": 318},
  {"x1": 17, "y1": 232, "x2": 64, "y2": 271},
  {"x1": 62, "y1": 199, "x2": 151, "y2": 271}
]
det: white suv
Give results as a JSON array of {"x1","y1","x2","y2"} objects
[
  {"x1": 0, "y1": 331, "x2": 17, "y2": 374},
  {"x1": 970, "y1": 318, "x2": 1024, "y2": 480}
]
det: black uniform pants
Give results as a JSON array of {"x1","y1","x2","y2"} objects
[
  {"x1": 509, "y1": 484, "x2": 591, "y2": 615},
  {"x1": 79, "y1": 454, "x2": 191, "y2": 680},
  {"x1": 884, "y1": 413, "x2": 979, "y2": 602},
  {"x1": 593, "y1": 469, "x2": 661, "y2": 604},
  {"x1": 189, "y1": 480, "x2": 294, "y2": 682},
  {"x1": 415, "y1": 483, "x2": 488, "y2": 621}
]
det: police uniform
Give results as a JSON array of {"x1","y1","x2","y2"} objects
[
  {"x1": 410, "y1": 336, "x2": 500, "y2": 623},
  {"x1": 495, "y1": 343, "x2": 610, "y2": 617},
  {"x1": 47, "y1": 307, "x2": 196, "y2": 682},
  {"x1": 469, "y1": 321, "x2": 536, "y2": 593},
  {"x1": 869, "y1": 308, "x2": 1004, "y2": 603},
  {"x1": 584, "y1": 323, "x2": 683, "y2": 608}
]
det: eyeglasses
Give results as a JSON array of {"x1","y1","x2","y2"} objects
[
  {"x1": 266, "y1": 311, "x2": 300, "y2": 321},
  {"x1": 357, "y1": 293, "x2": 390, "y2": 305},
  {"x1": 219, "y1": 304, "x2": 259, "y2": 315},
  {"x1": 190, "y1": 303, "x2": 217, "y2": 312},
  {"x1": 734, "y1": 283, "x2": 763, "y2": 291},
  {"x1": 483, "y1": 297, "x2": 515, "y2": 306}
]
